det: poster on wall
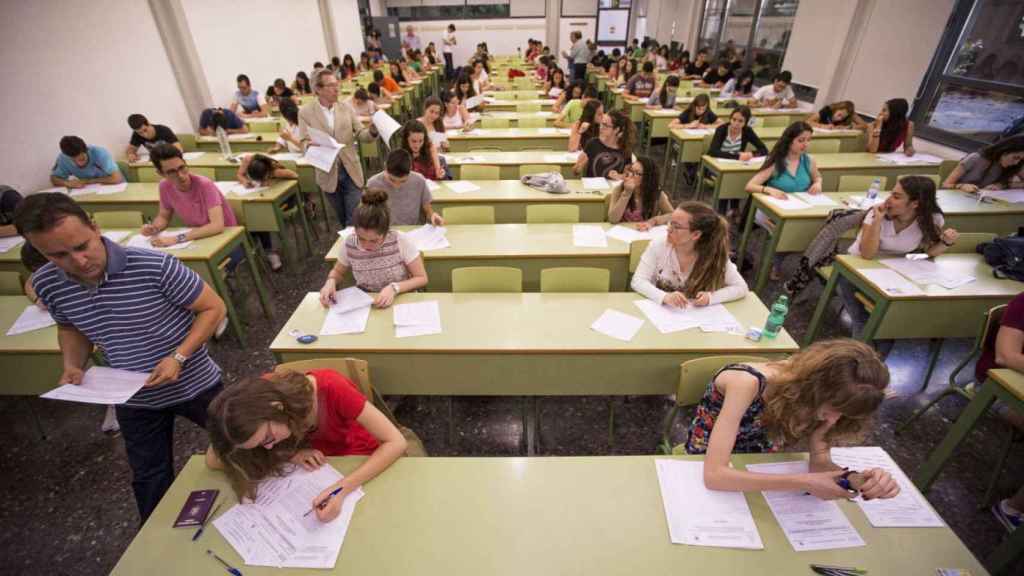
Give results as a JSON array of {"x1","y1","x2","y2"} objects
[
  {"x1": 599, "y1": 0, "x2": 631, "y2": 6},
  {"x1": 596, "y1": 8, "x2": 629, "y2": 43}
]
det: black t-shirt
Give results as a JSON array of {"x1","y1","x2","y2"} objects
[
  {"x1": 129, "y1": 124, "x2": 179, "y2": 150},
  {"x1": 685, "y1": 61, "x2": 709, "y2": 77},
  {"x1": 276, "y1": 87, "x2": 294, "y2": 99},
  {"x1": 677, "y1": 108, "x2": 719, "y2": 125},
  {"x1": 703, "y1": 68, "x2": 734, "y2": 86},
  {"x1": 583, "y1": 138, "x2": 628, "y2": 179}
]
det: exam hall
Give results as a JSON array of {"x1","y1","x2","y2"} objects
[{"x1": 0, "y1": 0, "x2": 1023, "y2": 574}]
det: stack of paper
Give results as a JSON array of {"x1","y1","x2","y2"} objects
[
  {"x1": 215, "y1": 181, "x2": 267, "y2": 197},
  {"x1": 0, "y1": 235, "x2": 25, "y2": 253},
  {"x1": 227, "y1": 133, "x2": 259, "y2": 141},
  {"x1": 845, "y1": 194, "x2": 885, "y2": 209},
  {"x1": 404, "y1": 225, "x2": 450, "y2": 251},
  {"x1": 372, "y1": 110, "x2": 402, "y2": 150},
  {"x1": 858, "y1": 268, "x2": 925, "y2": 296},
  {"x1": 760, "y1": 195, "x2": 809, "y2": 211},
  {"x1": 127, "y1": 229, "x2": 193, "y2": 250},
  {"x1": 590, "y1": 309, "x2": 644, "y2": 342},
  {"x1": 746, "y1": 461, "x2": 866, "y2": 551},
  {"x1": 582, "y1": 177, "x2": 611, "y2": 190},
  {"x1": 876, "y1": 152, "x2": 943, "y2": 165},
  {"x1": 634, "y1": 300, "x2": 742, "y2": 334},
  {"x1": 879, "y1": 257, "x2": 975, "y2": 290},
  {"x1": 101, "y1": 230, "x2": 132, "y2": 243},
  {"x1": 605, "y1": 225, "x2": 652, "y2": 244},
  {"x1": 304, "y1": 128, "x2": 344, "y2": 172},
  {"x1": 979, "y1": 188, "x2": 1024, "y2": 203},
  {"x1": 270, "y1": 152, "x2": 303, "y2": 162},
  {"x1": 654, "y1": 459, "x2": 764, "y2": 549},
  {"x1": 393, "y1": 300, "x2": 442, "y2": 338},
  {"x1": 183, "y1": 151, "x2": 205, "y2": 161},
  {"x1": 682, "y1": 128, "x2": 713, "y2": 135},
  {"x1": 718, "y1": 156, "x2": 766, "y2": 165},
  {"x1": 35, "y1": 186, "x2": 69, "y2": 195},
  {"x1": 451, "y1": 155, "x2": 485, "y2": 163},
  {"x1": 82, "y1": 182, "x2": 128, "y2": 195},
  {"x1": 572, "y1": 224, "x2": 608, "y2": 248},
  {"x1": 444, "y1": 181, "x2": 480, "y2": 194},
  {"x1": 792, "y1": 192, "x2": 838, "y2": 206},
  {"x1": 214, "y1": 465, "x2": 365, "y2": 568},
  {"x1": 321, "y1": 287, "x2": 373, "y2": 335},
  {"x1": 831, "y1": 446, "x2": 944, "y2": 527},
  {"x1": 40, "y1": 366, "x2": 148, "y2": 404},
  {"x1": 6, "y1": 305, "x2": 56, "y2": 336}
]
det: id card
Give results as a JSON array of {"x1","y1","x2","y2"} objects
[{"x1": 173, "y1": 489, "x2": 219, "y2": 528}]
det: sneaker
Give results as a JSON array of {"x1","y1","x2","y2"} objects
[
  {"x1": 992, "y1": 499, "x2": 1022, "y2": 533},
  {"x1": 101, "y1": 405, "x2": 120, "y2": 434},
  {"x1": 215, "y1": 316, "x2": 229, "y2": 339},
  {"x1": 267, "y1": 252, "x2": 283, "y2": 272}
]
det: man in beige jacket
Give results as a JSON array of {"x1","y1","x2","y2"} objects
[{"x1": 299, "y1": 68, "x2": 378, "y2": 227}]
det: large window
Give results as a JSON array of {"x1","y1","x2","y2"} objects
[
  {"x1": 385, "y1": 1, "x2": 512, "y2": 21},
  {"x1": 696, "y1": 0, "x2": 799, "y2": 82},
  {"x1": 913, "y1": 0, "x2": 1024, "y2": 148}
]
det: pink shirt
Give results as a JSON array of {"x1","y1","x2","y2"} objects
[{"x1": 158, "y1": 174, "x2": 237, "y2": 227}]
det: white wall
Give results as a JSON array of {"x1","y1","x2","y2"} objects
[
  {"x1": 329, "y1": 0, "x2": 367, "y2": 61},
  {"x1": 0, "y1": 0, "x2": 192, "y2": 194},
  {"x1": 559, "y1": 17, "x2": 597, "y2": 56},
  {"x1": 408, "y1": 18, "x2": 547, "y2": 65},
  {"x1": 646, "y1": 0, "x2": 698, "y2": 50},
  {"x1": 782, "y1": 0, "x2": 860, "y2": 97},
  {"x1": 182, "y1": 0, "x2": 329, "y2": 107}
]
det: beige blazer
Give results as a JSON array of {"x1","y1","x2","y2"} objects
[{"x1": 298, "y1": 99, "x2": 375, "y2": 190}]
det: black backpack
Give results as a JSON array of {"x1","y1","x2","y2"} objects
[
  {"x1": 0, "y1": 186, "x2": 23, "y2": 227},
  {"x1": 977, "y1": 231, "x2": 1024, "y2": 282}
]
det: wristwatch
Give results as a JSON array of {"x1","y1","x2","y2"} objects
[
  {"x1": 176, "y1": 233, "x2": 188, "y2": 244},
  {"x1": 172, "y1": 352, "x2": 189, "y2": 365},
  {"x1": 390, "y1": 282, "x2": 401, "y2": 295}
]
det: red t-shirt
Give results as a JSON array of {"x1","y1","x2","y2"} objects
[
  {"x1": 975, "y1": 292, "x2": 1024, "y2": 381},
  {"x1": 306, "y1": 369, "x2": 380, "y2": 456}
]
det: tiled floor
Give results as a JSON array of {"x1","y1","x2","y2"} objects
[{"x1": 0, "y1": 153, "x2": 1020, "y2": 575}]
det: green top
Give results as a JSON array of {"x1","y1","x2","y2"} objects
[{"x1": 562, "y1": 98, "x2": 584, "y2": 124}]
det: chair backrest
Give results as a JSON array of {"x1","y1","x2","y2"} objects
[
  {"x1": 481, "y1": 117, "x2": 510, "y2": 129},
  {"x1": 92, "y1": 211, "x2": 144, "y2": 228},
  {"x1": 760, "y1": 115, "x2": 790, "y2": 127},
  {"x1": 977, "y1": 304, "x2": 1008, "y2": 368},
  {"x1": 517, "y1": 103, "x2": 541, "y2": 113},
  {"x1": 938, "y1": 159, "x2": 959, "y2": 183},
  {"x1": 677, "y1": 355, "x2": 770, "y2": 407},
  {"x1": 518, "y1": 164, "x2": 559, "y2": 178},
  {"x1": 177, "y1": 133, "x2": 197, "y2": 152},
  {"x1": 191, "y1": 167, "x2": 216, "y2": 179},
  {"x1": 460, "y1": 165, "x2": 501, "y2": 180},
  {"x1": 443, "y1": 206, "x2": 495, "y2": 224},
  {"x1": 526, "y1": 204, "x2": 580, "y2": 223},
  {"x1": 539, "y1": 267, "x2": 610, "y2": 292},
  {"x1": 946, "y1": 232, "x2": 997, "y2": 254},
  {"x1": 806, "y1": 139, "x2": 841, "y2": 154},
  {"x1": 451, "y1": 266, "x2": 523, "y2": 292},
  {"x1": 517, "y1": 117, "x2": 547, "y2": 129},
  {"x1": 137, "y1": 167, "x2": 162, "y2": 183},
  {"x1": 0, "y1": 271, "x2": 24, "y2": 296},
  {"x1": 629, "y1": 239, "x2": 651, "y2": 273},
  {"x1": 248, "y1": 121, "x2": 280, "y2": 133},
  {"x1": 897, "y1": 173, "x2": 940, "y2": 186},
  {"x1": 837, "y1": 175, "x2": 887, "y2": 192}
]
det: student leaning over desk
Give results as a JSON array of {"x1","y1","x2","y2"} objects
[
  {"x1": 50, "y1": 135, "x2": 124, "y2": 189},
  {"x1": 125, "y1": 114, "x2": 181, "y2": 163},
  {"x1": 236, "y1": 152, "x2": 299, "y2": 271},
  {"x1": 942, "y1": 134, "x2": 1024, "y2": 193}
]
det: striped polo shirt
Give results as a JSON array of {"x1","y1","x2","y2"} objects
[{"x1": 32, "y1": 238, "x2": 221, "y2": 409}]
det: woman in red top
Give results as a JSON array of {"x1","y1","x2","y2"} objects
[
  {"x1": 206, "y1": 369, "x2": 407, "y2": 522},
  {"x1": 868, "y1": 98, "x2": 915, "y2": 156},
  {"x1": 401, "y1": 119, "x2": 444, "y2": 180}
]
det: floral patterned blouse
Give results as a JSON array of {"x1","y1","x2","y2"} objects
[{"x1": 685, "y1": 363, "x2": 777, "y2": 455}]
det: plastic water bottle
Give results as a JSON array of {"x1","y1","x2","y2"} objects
[
  {"x1": 866, "y1": 178, "x2": 881, "y2": 202},
  {"x1": 517, "y1": 47, "x2": 522, "y2": 59},
  {"x1": 216, "y1": 125, "x2": 233, "y2": 160},
  {"x1": 762, "y1": 295, "x2": 789, "y2": 340}
]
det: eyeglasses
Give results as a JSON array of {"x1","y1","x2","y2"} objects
[
  {"x1": 163, "y1": 164, "x2": 189, "y2": 177},
  {"x1": 668, "y1": 223, "x2": 692, "y2": 232}
]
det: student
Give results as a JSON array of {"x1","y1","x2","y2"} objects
[
  {"x1": 720, "y1": 68, "x2": 754, "y2": 98},
  {"x1": 701, "y1": 60, "x2": 734, "y2": 88},
  {"x1": 689, "y1": 338, "x2": 900, "y2": 502},
  {"x1": 0, "y1": 185, "x2": 23, "y2": 238},
  {"x1": 574, "y1": 110, "x2": 634, "y2": 180},
  {"x1": 389, "y1": 61, "x2": 408, "y2": 87},
  {"x1": 753, "y1": 71, "x2": 797, "y2": 108},
  {"x1": 50, "y1": 136, "x2": 123, "y2": 189},
  {"x1": 553, "y1": 82, "x2": 583, "y2": 114},
  {"x1": 684, "y1": 49, "x2": 710, "y2": 79},
  {"x1": 543, "y1": 68, "x2": 568, "y2": 99},
  {"x1": 375, "y1": 70, "x2": 401, "y2": 99},
  {"x1": 270, "y1": 78, "x2": 296, "y2": 105},
  {"x1": 943, "y1": 134, "x2": 1024, "y2": 193},
  {"x1": 646, "y1": 75, "x2": 681, "y2": 109},
  {"x1": 569, "y1": 99, "x2": 603, "y2": 152},
  {"x1": 452, "y1": 72, "x2": 478, "y2": 110},
  {"x1": 293, "y1": 71, "x2": 312, "y2": 95},
  {"x1": 366, "y1": 149, "x2": 444, "y2": 227},
  {"x1": 708, "y1": 106, "x2": 768, "y2": 161},
  {"x1": 441, "y1": 89, "x2": 472, "y2": 130},
  {"x1": 806, "y1": 100, "x2": 866, "y2": 130},
  {"x1": 198, "y1": 107, "x2": 248, "y2": 136},
  {"x1": 341, "y1": 54, "x2": 358, "y2": 78},
  {"x1": 619, "y1": 59, "x2": 639, "y2": 88},
  {"x1": 347, "y1": 88, "x2": 378, "y2": 118},
  {"x1": 842, "y1": 176, "x2": 959, "y2": 337},
  {"x1": 607, "y1": 157, "x2": 673, "y2": 228},
  {"x1": 471, "y1": 59, "x2": 492, "y2": 94},
  {"x1": 534, "y1": 55, "x2": 551, "y2": 82},
  {"x1": 268, "y1": 99, "x2": 303, "y2": 155},
  {"x1": 443, "y1": 24, "x2": 456, "y2": 79},
  {"x1": 669, "y1": 93, "x2": 719, "y2": 129},
  {"x1": 557, "y1": 84, "x2": 597, "y2": 129},
  {"x1": 205, "y1": 368, "x2": 407, "y2": 521},
  {"x1": 624, "y1": 61, "x2": 657, "y2": 100},
  {"x1": 235, "y1": 153, "x2": 299, "y2": 271},
  {"x1": 358, "y1": 52, "x2": 372, "y2": 73},
  {"x1": 654, "y1": 45, "x2": 670, "y2": 70},
  {"x1": 399, "y1": 58, "x2": 421, "y2": 82},
  {"x1": 319, "y1": 189, "x2": 429, "y2": 308},
  {"x1": 124, "y1": 114, "x2": 181, "y2": 162},
  {"x1": 868, "y1": 98, "x2": 915, "y2": 155},
  {"x1": 15, "y1": 193, "x2": 227, "y2": 523},
  {"x1": 230, "y1": 74, "x2": 267, "y2": 118},
  {"x1": 367, "y1": 82, "x2": 391, "y2": 106},
  {"x1": 745, "y1": 121, "x2": 822, "y2": 201},
  {"x1": 417, "y1": 96, "x2": 448, "y2": 152},
  {"x1": 400, "y1": 120, "x2": 445, "y2": 181}
]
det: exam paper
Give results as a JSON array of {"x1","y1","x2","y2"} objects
[
  {"x1": 831, "y1": 446, "x2": 944, "y2": 528},
  {"x1": 404, "y1": 225, "x2": 450, "y2": 251},
  {"x1": 337, "y1": 227, "x2": 354, "y2": 239},
  {"x1": 332, "y1": 286, "x2": 374, "y2": 314},
  {"x1": 605, "y1": 225, "x2": 652, "y2": 244},
  {"x1": 654, "y1": 459, "x2": 764, "y2": 549},
  {"x1": 372, "y1": 110, "x2": 402, "y2": 149},
  {"x1": 879, "y1": 258, "x2": 974, "y2": 290},
  {"x1": 858, "y1": 268, "x2": 924, "y2": 296},
  {"x1": 792, "y1": 192, "x2": 838, "y2": 206},
  {"x1": 127, "y1": 229, "x2": 193, "y2": 250},
  {"x1": 214, "y1": 465, "x2": 365, "y2": 568},
  {"x1": 183, "y1": 151, "x2": 205, "y2": 161},
  {"x1": 40, "y1": 366, "x2": 148, "y2": 404},
  {"x1": 572, "y1": 224, "x2": 608, "y2": 248},
  {"x1": 682, "y1": 128, "x2": 713, "y2": 135},
  {"x1": 633, "y1": 300, "x2": 742, "y2": 334},
  {"x1": 979, "y1": 188, "x2": 1024, "y2": 203},
  {"x1": 759, "y1": 194, "x2": 808, "y2": 211},
  {"x1": 582, "y1": 177, "x2": 611, "y2": 190},
  {"x1": 425, "y1": 179, "x2": 441, "y2": 192},
  {"x1": 590, "y1": 309, "x2": 644, "y2": 342},
  {"x1": 226, "y1": 133, "x2": 259, "y2": 141},
  {"x1": 444, "y1": 180, "x2": 481, "y2": 194},
  {"x1": 393, "y1": 300, "x2": 442, "y2": 338},
  {"x1": 215, "y1": 181, "x2": 267, "y2": 197},
  {"x1": 464, "y1": 95, "x2": 484, "y2": 109},
  {"x1": 304, "y1": 128, "x2": 344, "y2": 173},
  {"x1": 270, "y1": 152, "x2": 303, "y2": 162},
  {"x1": 746, "y1": 461, "x2": 865, "y2": 552},
  {"x1": 101, "y1": 230, "x2": 132, "y2": 243},
  {"x1": 84, "y1": 182, "x2": 128, "y2": 195},
  {"x1": 537, "y1": 127, "x2": 558, "y2": 135},
  {"x1": 543, "y1": 153, "x2": 580, "y2": 163},
  {"x1": 321, "y1": 305, "x2": 371, "y2": 336},
  {"x1": 876, "y1": 152, "x2": 943, "y2": 165},
  {"x1": 6, "y1": 305, "x2": 56, "y2": 336},
  {"x1": 450, "y1": 155, "x2": 484, "y2": 164},
  {"x1": 0, "y1": 235, "x2": 25, "y2": 253}
]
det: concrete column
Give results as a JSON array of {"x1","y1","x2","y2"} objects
[
  {"x1": 318, "y1": 0, "x2": 340, "y2": 59},
  {"x1": 147, "y1": 0, "x2": 212, "y2": 130},
  {"x1": 547, "y1": 0, "x2": 562, "y2": 55}
]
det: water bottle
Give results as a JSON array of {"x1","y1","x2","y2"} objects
[
  {"x1": 866, "y1": 178, "x2": 881, "y2": 203},
  {"x1": 216, "y1": 125, "x2": 232, "y2": 160},
  {"x1": 517, "y1": 47, "x2": 522, "y2": 59},
  {"x1": 762, "y1": 295, "x2": 789, "y2": 340}
]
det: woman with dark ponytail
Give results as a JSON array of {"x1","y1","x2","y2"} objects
[{"x1": 868, "y1": 98, "x2": 915, "y2": 156}]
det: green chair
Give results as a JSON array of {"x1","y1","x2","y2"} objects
[
  {"x1": 517, "y1": 103, "x2": 541, "y2": 113},
  {"x1": 0, "y1": 271, "x2": 24, "y2": 295},
  {"x1": 248, "y1": 121, "x2": 281, "y2": 133},
  {"x1": 539, "y1": 267, "x2": 610, "y2": 292},
  {"x1": 760, "y1": 115, "x2": 790, "y2": 128},
  {"x1": 662, "y1": 355, "x2": 770, "y2": 453},
  {"x1": 518, "y1": 164, "x2": 558, "y2": 178},
  {"x1": 92, "y1": 211, "x2": 144, "y2": 228},
  {"x1": 526, "y1": 204, "x2": 579, "y2": 223},
  {"x1": 481, "y1": 117, "x2": 510, "y2": 129},
  {"x1": 451, "y1": 266, "x2": 523, "y2": 292},
  {"x1": 629, "y1": 239, "x2": 650, "y2": 275},
  {"x1": 897, "y1": 173, "x2": 940, "y2": 186},
  {"x1": 806, "y1": 139, "x2": 841, "y2": 154},
  {"x1": 460, "y1": 165, "x2": 501, "y2": 180},
  {"x1": 838, "y1": 175, "x2": 887, "y2": 192},
  {"x1": 517, "y1": 117, "x2": 547, "y2": 129},
  {"x1": 443, "y1": 206, "x2": 495, "y2": 224},
  {"x1": 494, "y1": 92, "x2": 517, "y2": 101}
]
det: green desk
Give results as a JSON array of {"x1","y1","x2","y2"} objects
[
  {"x1": 446, "y1": 127, "x2": 570, "y2": 152},
  {"x1": 0, "y1": 238, "x2": 28, "y2": 275},
  {"x1": 243, "y1": 117, "x2": 284, "y2": 132},
  {"x1": 0, "y1": 296, "x2": 62, "y2": 395},
  {"x1": 482, "y1": 99, "x2": 556, "y2": 113},
  {"x1": 738, "y1": 189, "x2": 1024, "y2": 292},
  {"x1": 699, "y1": 153, "x2": 943, "y2": 206},
  {"x1": 429, "y1": 180, "x2": 607, "y2": 223},
  {"x1": 610, "y1": 88, "x2": 723, "y2": 122},
  {"x1": 325, "y1": 223, "x2": 629, "y2": 291},
  {"x1": 193, "y1": 134, "x2": 277, "y2": 152},
  {"x1": 445, "y1": 151, "x2": 578, "y2": 180},
  {"x1": 478, "y1": 110, "x2": 557, "y2": 127}
]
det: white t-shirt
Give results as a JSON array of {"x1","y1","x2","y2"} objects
[
  {"x1": 275, "y1": 123, "x2": 303, "y2": 153},
  {"x1": 337, "y1": 231, "x2": 419, "y2": 267},
  {"x1": 753, "y1": 84, "x2": 795, "y2": 104},
  {"x1": 848, "y1": 210, "x2": 945, "y2": 256},
  {"x1": 443, "y1": 109, "x2": 464, "y2": 129},
  {"x1": 443, "y1": 31, "x2": 455, "y2": 53}
]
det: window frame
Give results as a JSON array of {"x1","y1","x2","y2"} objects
[{"x1": 385, "y1": 1, "x2": 539, "y2": 21}]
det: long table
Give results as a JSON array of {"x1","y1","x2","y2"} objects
[
  {"x1": 0, "y1": 296, "x2": 62, "y2": 395},
  {"x1": 481, "y1": 98, "x2": 556, "y2": 113},
  {"x1": 444, "y1": 151, "x2": 578, "y2": 180},
  {"x1": 111, "y1": 453, "x2": 988, "y2": 575},
  {"x1": 640, "y1": 102, "x2": 813, "y2": 148},
  {"x1": 193, "y1": 133, "x2": 277, "y2": 152},
  {"x1": 478, "y1": 110, "x2": 558, "y2": 127},
  {"x1": 326, "y1": 223, "x2": 629, "y2": 292},
  {"x1": 445, "y1": 127, "x2": 570, "y2": 152},
  {"x1": 428, "y1": 180, "x2": 607, "y2": 223}
]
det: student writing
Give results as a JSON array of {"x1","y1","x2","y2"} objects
[{"x1": 942, "y1": 134, "x2": 1024, "y2": 193}]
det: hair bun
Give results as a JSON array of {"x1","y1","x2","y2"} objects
[{"x1": 362, "y1": 188, "x2": 389, "y2": 206}]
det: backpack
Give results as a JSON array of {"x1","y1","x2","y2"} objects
[
  {"x1": 0, "y1": 186, "x2": 23, "y2": 227},
  {"x1": 521, "y1": 172, "x2": 570, "y2": 194},
  {"x1": 977, "y1": 233, "x2": 1024, "y2": 282}
]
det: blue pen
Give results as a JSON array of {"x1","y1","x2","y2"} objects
[
  {"x1": 192, "y1": 502, "x2": 222, "y2": 541},
  {"x1": 304, "y1": 486, "x2": 344, "y2": 517},
  {"x1": 207, "y1": 549, "x2": 243, "y2": 576}
]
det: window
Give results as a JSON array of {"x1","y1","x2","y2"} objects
[
  {"x1": 913, "y1": 0, "x2": 1024, "y2": 148},
  {"x1": 696, "y1": 0, "x2": 799, "y2": 82},
  {"x1": 385, "y1": 1, "x2": 511, "y2": 21}
]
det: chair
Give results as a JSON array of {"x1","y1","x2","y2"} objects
[
  {"x1": 938, "y1": 159, "x2": 959, "y2": 183},
  {"x1": 517, "y1": 103, "x2": 542, "y2": 113},
  {"x1": 806, "y1": 139, "x2": 841, "y2": 154},
  {"x1": 629, "y1": 239, "x2": 651, "y2": 274},
  {"x1": 947, "y1": 232, "x2": 996, "y2": 254},
  {"x1": 0, "y1": 271, "x2": 23, "y2": 295},
  {"x1": 539, "y1": 267, "x2": 610, "y2": 292},
  {"x1": 481, "y1": 117, "x2": 510, "y2": 129},
  {"x1": 518, "y1": 164, "x2": 558, "y2": 178},
  {"x1": 760, "y1": 115, "x2": 790, "y2": 127},
  {"x1": 451, "y1": 266, "x2": 523, "y2": 292},
  {"x1": 460, "y1": 165, "x2": 501, "y2": 180},
  {"x1": 443, "y1": 206, "x2": 495, "y2": 224},
  {"x1": 137, "y1": 167, "x2": 162, "y2": 183},
  {"x1": 177, "y1": 133, "x2": 197, "y2": 152},
  {"x1": 662, "y1": 355, "x2": 770, "y2": 452},
  {"x1": 494, "y1": 92, "x2": 517, "y2": 100},
  {"x1": 248, "y1": 121, "x2": 280, "y2": 133},
  {"x1": 897, "y1": 173, "x2": 940, "y2": 186},
  {"x1": 526, "y1": 204, "x2": 580, "y2": 223},
  {"x1": 517, "y1": 117, "x2": 547, "y2": 129},
  {"x1": 273, "y1": 358, "x2": 427, "y2": 456},
  {"x1": 838, "y1": 175, "x2": 887, "y2": 192},
  {"x1": 92, "y1": 211, "x2": 144, "y2": 228}
]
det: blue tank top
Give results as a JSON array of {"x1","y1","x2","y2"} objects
[
  {"x1": 766, "y1": 153, "x2": 812, "y2": 194},
  {"x1": 235, "y1": 90, "x2": 261, "y2": 113}
]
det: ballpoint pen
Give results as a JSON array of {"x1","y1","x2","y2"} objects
[
  {"x1": 304, "y1": 485, "x2": 345, "y2": 517},
  {"x1": 207, "y1": 549, "x2": 243, "y2": 576},
  {"x1": 192, "y1": 502, "x2": 222, "y2": 541}
]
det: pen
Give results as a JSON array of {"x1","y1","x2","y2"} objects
[
  {"x1": 811, "y1": 564, "x2": 867, "y2": 575},
  {"x1": 207, "y1": 549, "x2": 243, "y2": 576},
  {"x1": 303, "y1": 485, "x2": 344, "y2": 517},
  {"x1": 192, "y1": 502, "x2": 222, "y2": 541}
]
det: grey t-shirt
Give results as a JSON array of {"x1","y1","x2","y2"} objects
[
  {"x1": 365, "y1": 171, "x2": 432, "y2": 226},
  {"x1": 958, "y1": 152, "x2": 1004, "y2": 188}
]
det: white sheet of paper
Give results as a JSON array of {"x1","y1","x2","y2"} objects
[
  {"x1": 372, "y1": 110, "x2": 402, "y2": 149},
  {"x1": 682, "y1": 128, "x2": 713, "y2": 135},
  {"x1": 830, "y1": 446, "x2": 945, "y2": 528},
  {"x1": 304, "y1": 128, "x2": 344, "y2": 172},
  {"x1": 879, "y1": 258, "x2": 974, "y2": 290},
  {"x1": 582, "y1": 177, "x2": 611, "y2": 190},
  {"x1": 792, "y1": 192, "x2": 838, "y2": 206},
  {"x1": 450, "y1": 155, "x2": 483, "y2": 164},
  {"x1": 875, "y1": 152, "x2": 943, "y2": 165},
  {"x1": 745, "y1": 461, "x2": 865, "y2": 552},
  {"x1": 464, "y1": 95, "x2": 484, "y2": 109},
  {"x1": 444, "y1": 180, "x2": 481, "y2": 194},
  {"x1": 101, "y1": 230, "x2": 132, "y2": 243},
  {"x1": 634, "y1": 300, "x2": 742, "y2": 334},
  {"x1": 393, "y1": 300, "x2": 442, "y2": 338},
  {"x1": 40, "y1": 366, "x2": 148, "y2": 404},
  {"x1": 605, "y1": 225, "x2": 651, "y2": 244},
  {"x1": 332, "y1": 286, "x2": 374, "y2": 314},
  {"x1": 543, "y1": 153, "x2": 579, "y2": 163},
  {"x1": 321, "y1": 304, "x2": 371, "y2": 335},
  {"x1": 425, "y1": 179, "x2": 440, "y2": 191},
  {"x1": 979, "y1": 188, "x2": 1024, "y2": 203},
  {"x1": 271, "y1": 152, "x2": 303, "y2": 162},
  {"x1": 572, "y1": 224, "x2": 608, "y2": 248},
  {"x1": 654, "y1": 459, "x2": 764, "y2": 549},
  {"x1": 35, "y1": 186, "x2": 68, "y2": 195},
  {"x1": 126, "y1": 229, "x2": 193, "y2": 250},
  {"x1": 858, "y1": 268, "x2": 925, "y2": 296},
  {"x1": 590, "y1": 309, "x2": 644, "y2": 342},
  {"x1": 183, "y1": 151, "x2": 205, "y2": 160},
  {"x1": 215, "y1": 181, "x2": 266, "y2": 197},
  {"x1": 403, "y1": 225, "x2": 450, "y2": 251},
  {"x1": 6, "y1": 305, "x2": 56, "y2": 336},
  {"x1": 0, "y1": 235, "x2": 25, "y2": 253},
  {"x1": 83, "y1": 182, "x2": 128, "y2": 195},
  {"x1": 226, "y1": 133, "x2": 259, "y2": 141},
  {"x1": 759, "y1": 194, "x2": 808, "y2": 211}
]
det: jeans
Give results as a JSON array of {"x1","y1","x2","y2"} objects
[
  {"x1": 116, "y1": 382, "x2": 223, "y2": 524},
  {"x1": 325, "y1": 168, "x2": 362, "y2": 228},
  {"x1": 573, "y1": 63, "x2": 587, "y2": 84},
  {"x1": 836, "y1": 275, "x2": 870, "y2": 338},
  {"x1": 225, "y1": 244, "x2": 246, "y2": 272},
  {"x1": 444, "y1": 52, "x2": 454, "y2": 80}
]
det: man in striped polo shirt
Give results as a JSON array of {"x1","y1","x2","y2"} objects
[{"x1": 14, "y1": 193, "x2": 227, "y2": 524}]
